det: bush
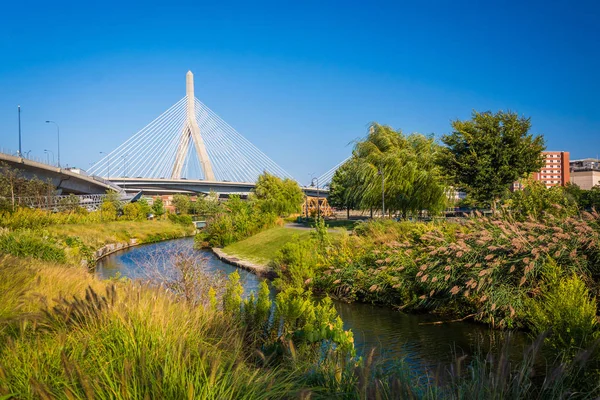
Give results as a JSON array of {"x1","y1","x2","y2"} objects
[
  {"x1": 201, "y1": 195, "x2": 279, "y2": 247},
  {"x1": 528, "y1": 272, "x2": 598, "y2": 351},
  {"x1": 167, "y1": 213, "x2": 193, "y2": 226},
  {"x1": 0, "y1": 229, "x2": 66, "y2": 263},
  {"x1": 272, "y1": 237, "x2": 319, "y2": 291}
]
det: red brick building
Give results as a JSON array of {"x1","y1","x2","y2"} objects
[{"x1": 533, "y1": 151, "x2": 570, "y2": 188}]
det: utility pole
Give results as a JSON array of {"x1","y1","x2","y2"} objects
[
  {"x1": 378, "y1": 166, "x2": 385, "y2": 218},
  {"x1": 45, "y1": 121, "x2": 60, "y2": 168},
  {"x1": 311, "y1": 177, "x2": 320, "y2": 219},
  {"x1": 17, "y1": 105, "x2": 22, "y2": 157}
]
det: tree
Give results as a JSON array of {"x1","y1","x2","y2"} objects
[
  {"x1": 172, "y1": 194, "x2": 191, "y2": 215},
  {"x1": 504, "y1": 179, "x2": 578, "y2": 220},
  {"x1": 328, "y1": 162, "x2": 360, "y2": 219},
  {"x1": 252, "y1": 172, "x2": 304, "y2": 217},
  {"x1": 337, "y1": 123, "x2": 447, "y2": 218},
  {"x1": 438, "y1": 110, "x2": 545, "y2": 208},
  {"x1": 152, "y1": 197, "x2": 166, "y2": 217}
]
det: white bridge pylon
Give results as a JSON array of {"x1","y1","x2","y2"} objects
[{"x1": 89, "y1": 71, "x2": 294, "y2": 183}]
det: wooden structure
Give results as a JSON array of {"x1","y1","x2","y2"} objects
[{"x1": 303, "y1": 196, "x2": 333, "y2": 218}]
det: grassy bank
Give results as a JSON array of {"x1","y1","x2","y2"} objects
[
  {"x1": 222, "y1": 227, "x2": 313, "y2": 265},
  {"x1": 45, "y1": 219, "x2": 194, "y2": 250},
  {"x1": 0, "y1": 215, "x2": 194, "y2": 266}
]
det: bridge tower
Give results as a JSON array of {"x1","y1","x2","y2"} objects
[{"x1": 171, "y1": 71, "x2": 215, "y2": 180}]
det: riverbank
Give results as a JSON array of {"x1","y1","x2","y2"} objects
[{"x1": 0, "y1": 218, "x2": 195, "y2": 267}]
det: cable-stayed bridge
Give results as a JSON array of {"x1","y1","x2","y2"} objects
[{"x1": 88, "y1": 71, "x2": 325, "y2": 197}]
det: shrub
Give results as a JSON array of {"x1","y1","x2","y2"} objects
[
  {"x1": 528, "y1": 272, "x2": 598, "y2": 351},
  {"x1": 167, "y1": 213, "x2": 193, "y2": 226},
  {"x1": 272, "y1": 237, "x2": 319, "y2": 291},
  {"x1": 0, "y1": 229, "x2": 66, "y2": 263}
]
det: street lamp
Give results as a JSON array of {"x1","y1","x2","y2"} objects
[
  {"x1": 100, "y1": 151, "x2": 110, "y2": 179},
  {"x1": 17, "y1": 105, "x2": 22, "y2": 157},
  {"x1": 45, "y1": 120, "x2": 60, "y2": 168},
  {"x1": 44, "y1": 149, "x2": 55, "y2": 165},
  {"x1": 310, "y1": 177, "x2": 320, "y2": 219},
  {"x1": 25, "y1": 150, "x2": 32, "y2": 158},
  {"x1": 378, "y1": 166, "x2": 385, "y2": 218}
]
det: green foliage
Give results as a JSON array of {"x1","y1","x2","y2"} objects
[
  {"x1": 201, "y1": 195, "x2": 279, "y2": 247},
  {"x1": 566, "y1": 183, "x2": 600, "y2": 211},
  {"x1": 504, "y1": 179, "x2": 579, "y2": 220},
  {"x1": 272, "y1": 237, "x2": 319, "y2": 291},
  {"x1": 439, "y1": 110, "x2": 546, "y2": 207},
  {"x1": 223, "y1": 270, "x2": 243, "y2": 317},
  {"x1": 528, "y1": 271, "x2": 598, "y2": 351},
  {"x1": 328, "y1": 162, "x2": 361, "y2": 217},
  {"x1": 0, "y1": 162, "x2": 56, "y2": 211},
  {"x1": 122, "y1": 202, "x2": 145, "y2": 220},
  {"x1": 191, "y1": 191, "x2": 220, "y2": 217},
  {"x1": 172, "y1": 194, "x2": 191, "y2": 214},
  {"x1": 333, "y1": 124, "x2": 447, "y2": 217},
  {"x1": 0, "y1": 229, "x2": 66, "y2": 263},
  {"x1": 253, "y1": 172, "x2": 304, "y2": 217},
  {"x1": 314, "y1": 212, "x2": 600, "y2": 335},
  {"x1": 151, "y1": 197, "x2": 165, "y2": 216},
  {"x1": 167, "y1": 213, "x2": 193, "y2": 226}
]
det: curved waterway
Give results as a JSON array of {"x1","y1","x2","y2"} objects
[{"x1": 95, "y1": 237, "x2": 530, "y2": 369}]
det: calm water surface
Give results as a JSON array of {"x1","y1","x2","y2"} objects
[{"x1": 95, "y1": 237, "x2": 530, "y2": 369}]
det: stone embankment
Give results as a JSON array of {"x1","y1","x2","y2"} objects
[
  {"x1": 94, "y1": 239, "x2": 140, "y2": 260},
  {"x1": 211, "y1": 248, "x2": 277, "y2": 279}
]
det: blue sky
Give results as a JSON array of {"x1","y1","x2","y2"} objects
[{"x1": 1, "y1": 0, "x2": 599, "y2": 183}]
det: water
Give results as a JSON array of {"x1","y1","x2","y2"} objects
[{"x1": 95, "y1": 237, "x2": 530, "y2": 369}]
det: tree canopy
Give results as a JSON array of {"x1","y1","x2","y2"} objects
[
  {"x1": 252, "y1": 172, "x2": 304, "y2": 217},
  {"x1": 330, "y1": 123, "x2": 447, "y2": 217},
  {"x1": 438, "y1": 110, "x2": 545, "y2": 207}
]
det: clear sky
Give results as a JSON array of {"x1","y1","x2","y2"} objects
[{"x1": 1, "y1": 0, "x2": 599, "y2": 183}]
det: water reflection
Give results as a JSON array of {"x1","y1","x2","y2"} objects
[
  {"x1": 336, "y1": 301, "x2": 529, "y2": 368},
  {"x1": 95, "y1": 237, "x2": 263, "y2": 296}
]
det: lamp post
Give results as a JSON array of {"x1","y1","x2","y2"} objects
[
  {"x1": 45, "y1": 120, "x2": 60, "y2": 168},
  {"x1": 378, "y1": 166, "x2": 385, "y2": 218},
  {"x1": 311, "y1": 177, "x2": 320, "y2": 219},
  {"x1": 100, "y1": 151, "x2": 110, "y2": 179},
  {"x1": 17, "y1": 105, "x2": 22, "y2": 157},
  {"x1": 25, "y1": 150, "x2": 31, "y2": 158},
  {"x1": 44, "y1": 149, "x2": 55, "y2": 165}
]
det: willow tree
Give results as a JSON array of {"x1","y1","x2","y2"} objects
[
  {"x1": 328, "y1": 161, "x2": 361, "y2": 218},
  {"x1": 335, "y1": 124, "x2": 447, "y2": 218}
]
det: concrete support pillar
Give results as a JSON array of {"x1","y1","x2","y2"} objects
[{"x1": 171, "y1": 71, "x2": 215, "y2": 180}]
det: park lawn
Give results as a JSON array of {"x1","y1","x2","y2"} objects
[
  {"x1": 44, "y1": 219, "x2": 194, "y2": 249},
  {"x1": 222, "y1": 227, "x2": 313, "y2": 266}
]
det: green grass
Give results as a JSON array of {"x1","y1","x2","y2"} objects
[
  {"x1": 45, "y1": 219, "x2": 194, "y2": 249},
  {"x1": 222, "y1": 227, "x2": 313, "y2": 265}
]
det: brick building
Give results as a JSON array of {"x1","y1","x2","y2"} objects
[{"x1": 532, "y1": 151, "x2": 570, "y2": 188}]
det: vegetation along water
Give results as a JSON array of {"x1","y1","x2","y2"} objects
[{"x1": 3, "y1": 110, "x2": 600, "y2": 398}]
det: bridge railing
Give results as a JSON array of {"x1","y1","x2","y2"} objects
[{"x1": 13, "y1": 193, "x2": 134, "y2": 212}]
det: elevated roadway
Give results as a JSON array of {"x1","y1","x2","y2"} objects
[
  {"x1": 0, "y1": 152, "x2": 122, "y2": 195},
  {"x1": 108, "y1": 177, "x2": 326, "y2": 198}
]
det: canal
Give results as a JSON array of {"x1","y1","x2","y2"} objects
[{"x1": 95, "y1": 237, "x2": 530, "y2": 370}]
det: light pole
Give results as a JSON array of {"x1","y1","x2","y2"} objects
[
  {"x1": 44, "y1": 149, "x2": 55, "y2": 165},
  {"x1": 45, "y1": 120, "x2": 60, "y2": 168},
  {"x1": 311, "y1": 177, "x2": 320, "y2": 219},
  {"x1": 25, "y1": 150, "x2": 31, "y2": 158},
  {"x1": 17, "y1": 105, "x2": 22, "y2": 157},
  {"x1": 100, "y1": 151, "x2": 110, "y2": 179},
  {"x1": 378, "y1": 166, "x2": 385, "y2": 218}
]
